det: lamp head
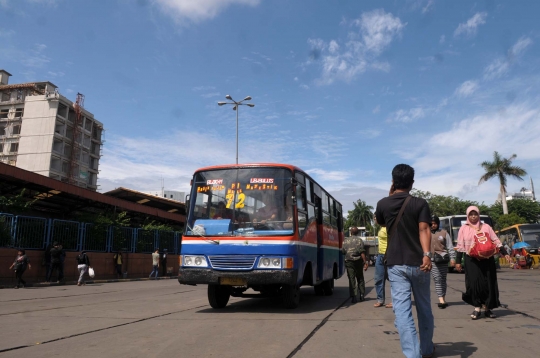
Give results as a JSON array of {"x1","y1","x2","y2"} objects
[
  {"x1": 225, "y1": 94, "x2": 232, "y2": 100},
  {"x1": 217, "y1": 102, "x2": 226, "y2": 106},
  {"x1": 246, "y1": 104, "x2": 255, "y2": 107},
  {"x1": 244, "y1": 96, "x2": 252, "y2": 101},
  {"x1": 232, "y1": 106, "x2": 237, "y2": 111}
]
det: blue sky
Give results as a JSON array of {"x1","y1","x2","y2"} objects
[{"x1": 1, "y1": 0, "x2": 539, "y2": 214}]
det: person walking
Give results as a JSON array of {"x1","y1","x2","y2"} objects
[
  {"x1": 373, "y1": 215, "x2": 392, "y2": 308},
  {"x1": 113, "y1": 250, "x2": 123, "y2": 279},
  {"x1": 375, "y1": 164, "x2": 435, "y2": 358},
  {"x1": 161, "y1": 249, "x2": 168, "y2": 277},
  {"x1": 76, "y1": 250, "x2": 91, "y2": 286},
  {"x1": 149, "y1": 248, "x2": 160, "y2": 279},
  {"x1": 430, "y1": 215, "x2": 455, "y2": 309},
  {"x1": 455, "y1": 206, "x2": 511, "y2": 320},
  {"x1": 47, "y1": 242, "x2": 65, "y2": 283},
  {"x1": 10, "y1": 249, "x2": 31, "y2": 288},
  {"x1": 342, "y1": 227, "x2": 369, "y2": 303}
]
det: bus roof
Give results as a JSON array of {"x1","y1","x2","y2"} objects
[{"x1": 500, "y1": 223, "x2": 540, "y2": 232}]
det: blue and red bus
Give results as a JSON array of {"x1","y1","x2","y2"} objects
[{"x1": 178, "y1": 163, "x2": 345, "y2": 309}]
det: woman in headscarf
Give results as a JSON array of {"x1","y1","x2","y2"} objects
[
  {"x1": 430, "y1": 215, "x2": 455, "y2": 309},
  {"x1": 455, "y1": 206, "x2": 511, "y2": 320}
]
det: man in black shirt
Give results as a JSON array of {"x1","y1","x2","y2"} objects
[{"x1": 375, "y1": 164, "x2": 434, "y2": 358}]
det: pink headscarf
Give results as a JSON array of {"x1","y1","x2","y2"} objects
[{"x1": 466, "y1": 206, "x2": 481, "y2": 229}]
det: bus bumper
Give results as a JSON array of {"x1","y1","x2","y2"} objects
[{"x1": 178, "y1": 268, "x2": 298, "y2": 286}]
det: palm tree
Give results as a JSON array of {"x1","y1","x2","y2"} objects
[
  {"x1": 346, "y1": 199, "x2": 374, "y2": 229},
  {"x1": 479, "y1": 151, "x2": 527, "y2": 215}
]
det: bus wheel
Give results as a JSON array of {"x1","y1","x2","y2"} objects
[
  {"x1": 314, "y1": 284, "x2": 325, "y2": 296},
  {"x1": 282, "y1": 285, "x2": 300, "y2": 309},
  {"x1": 208, "y1": 284, "x2": 230, "y2": 309},
  {"x1": 322, "y1": 279, "x2": 334, "y2": 296}
]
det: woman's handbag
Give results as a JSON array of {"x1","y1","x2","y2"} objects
[
  {"x1": 434, "y1": 253, "x2": 450, "y2": 264},
  {"x1": 467, "y1": 224, "x2": 499, "y2": 260},
  {"x1": 88, "y1": 267, "x2": 95, "y2": 278}
]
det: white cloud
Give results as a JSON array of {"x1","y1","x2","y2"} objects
[
  {"x1": 439, "y1": 35, "x2": 445, "y2": 44},
  {"x1": 307, "y1": 9, "x2": 405, "y2": 85},
  {"x1": 0, "y1": 29, "x2": 15, "y2": 37},
  {"x1": 293, "y1": 77, "x2": 299, "y2": 82},
  {"x1": 153, "y1": 0, "x2": 260, "y2": 24},
  {"x1": 390, "y1": 107, "x2": 425, "y2": 123},
  {"x1": 454, "y1": 12, "x2": 487, "y2": 37},
  {"x1": 200, "y1": 92, "x2": 220, "y2": 98},
  {"x1": 484, "y1": 36, "x2": 533, "y2": 80},
  {"x1": 454, "y1": 80, "x2": 479, "y2": 97},
  {"x1": 192, "y1": 86, "x2": 216, "y2": 91},
  {"x1": 422, "y1": 0, "x2": 434, "y2": 14},
  {"x1": 299, "y1": 84, "x2": 310, "y2": 90},
  {"x1": 372, "y1": 105, "x2": 380, "y2": 113},
  {"x1": 305, "y1": 168, "x2": 351, "y2": 182},
  {"x1": 358, "y1": 129, "x2": 381, "y2": 138}
]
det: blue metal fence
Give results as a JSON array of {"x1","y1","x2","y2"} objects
[{"x1": 0, "y1": 212, "x2": 182, "y2": 253}]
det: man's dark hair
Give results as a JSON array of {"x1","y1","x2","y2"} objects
[
  {"x1": 392, "y1": 164, "x2": 415, "y2": 190},
  {"x1": 350, "y1": 227, "x2": 359, "y2": 235}
]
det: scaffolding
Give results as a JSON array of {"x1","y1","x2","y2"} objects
[{"x1": 67, "y1": 93, "x2": 84, "y2": 185}]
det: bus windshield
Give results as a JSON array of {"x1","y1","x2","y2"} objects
[
  {"x1": 520, "y1": 226, "x2": 540, "y2": 248},
  {"x1": 186, "y1": 167, "x2": 294, "y2": 237}
]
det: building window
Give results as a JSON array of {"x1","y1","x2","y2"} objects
[
  {"x1": 53, "y1": 138, "x2": 63, "y2": 153},
  {"x1": 57, "y1": 103, "x2": 68, "y2": 118},
  {"x1": 62, "y1": 161, "x2": 69, "y2": 173},
  {"x1": 90, "y1": 157, "x2": 98, "y2": 170},
  {"x1": 55, "y1": 122, "x2": 65, "y2": 135},
  {"x1": 84, "y1": 118, "x2": 92, "y2": 131},
  {"x1": 0, "y1": 109, "x2": 8, "y2": 119},
  {"x1": 50, "y1": 157, "x2": 62, "y2": 172},
  {"x1": 83, "y1": 135, "x2": 91, "y2": 148},
  {"x1": 1, "y1": 92, "x2": 10, "y2": 102},
  {"x1": 0, "y1": 143, "x2": 3, "y2": 153},
  {"x1": 81, "y1": 151, "x2": 89, "y2": 165},
  {"x1": 66, "y1": 125, "x2": 73, "y2": 139},
  {"x1": 0, "y1": 123, "x2": 6, "y2": 136},
  {"x1": 9, "y1": 142, "x2": 19, "y2": 153},
  {"x1": 14, "y1": 108, "x2": 23, "y2": 118},
  {"x1": 12, "y1": 125, "x2": 21, "y2": 135},
  {"x1": 63, "y1": 143, "x2": 72, "y2": 157},
  {"x1": 68, "y1": 110, "x2": 76, "y2": 123},
  {"x1": 170, "y1": 195, "x2": 173, "y2": 198}
]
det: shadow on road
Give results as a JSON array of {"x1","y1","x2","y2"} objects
[
  {"x1": 433, "y1": 341, "x2": 477, "y2": 357},
  {"x1": 195, "y1": 286, "x2": 350, "y2": 315}
]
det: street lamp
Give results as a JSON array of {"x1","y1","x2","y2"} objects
[{"x1": 218, "y1": 95, "x2": 254, "y2": 164}]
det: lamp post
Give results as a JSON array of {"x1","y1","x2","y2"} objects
[{"x1": 218, "y1": 95, "x2": 254, "y2": 164}]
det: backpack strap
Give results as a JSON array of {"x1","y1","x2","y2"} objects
[{"x1": 384, "y1": 195, "x2": 412, "y2": 263}]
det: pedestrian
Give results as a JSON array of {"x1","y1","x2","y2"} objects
[
  {"x1": 9, "y1": 249, "x2": 31, "y2": 289},
  {"x1": 161, "y1": 249, "x2": 168, "y2": 277},
  {"x1": 375, "y1": 164, "x2": 435, "y2": 358},
  {"x1": 76, "y1": 250, "x2": 91, "y2": 286},
  {"x1": 373, "y1": 215, "x2": 392, "y2": 308},
  {"x1": 149, "y1": 248, "x2": 160, "y2": 279},
  {"x1": 455, "y1": 206, "x2": 511, "y2": 320},
  {"x1": 342, "y1": 227, "x2": 369, "y2": 303},
  {"x1": 113, "y1": 250, "x2": 123, "y2": 278},
  {"x1": 47, "y1": 242, "x2": 65, "y2": 283},
  {"x1": 430, "y1": 215, "x2": 455, "y2": 309}
]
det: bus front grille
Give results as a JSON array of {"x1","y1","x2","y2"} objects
[{"x1": 208, "y1": 255, "x2": 257, "y2": 270}]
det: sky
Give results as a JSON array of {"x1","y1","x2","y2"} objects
[{"x1": 1, "y1": 0, "x2": 539, "y2": 214}]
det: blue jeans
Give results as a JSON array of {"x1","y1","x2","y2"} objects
[
  {"x1": 149, "y1": 265, "x2": 159, "y2": 278},
  {"x1": 374, "y1": 254, "x2": 387, "y2": 304},
  {"x1": 388, "y1": 265, "x2": 434, "y2": 358}
]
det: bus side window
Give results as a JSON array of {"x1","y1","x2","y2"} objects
[{"x1": 297, "y1": 211, "x2": 307, "y2": 237}]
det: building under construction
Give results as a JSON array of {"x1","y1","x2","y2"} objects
[{"x1": 0, "y1": 70, "x2": 103, "y2": 191}]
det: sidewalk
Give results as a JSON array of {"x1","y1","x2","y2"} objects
[{"x1": 0, "y1": 275, "x2": 179, "y2": 289}]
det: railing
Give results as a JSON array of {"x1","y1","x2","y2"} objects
[{"x1": 0, "y1": 213, "x2": 182, "y2": 253}]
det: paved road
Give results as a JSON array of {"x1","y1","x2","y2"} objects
[{"x1": 1, "y1": 268, "x2": 539, "y2": 357}]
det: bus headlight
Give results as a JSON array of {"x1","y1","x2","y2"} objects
[
  {"x1": 257, "y1": 257, "x2": 286, "y2": 269},
  {"x1": 182, "y1": 255, "x2": 208, "y2": 268}
]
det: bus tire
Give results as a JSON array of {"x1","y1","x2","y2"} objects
[
  {"x1": 282, "y1": 284, "x2": 300, "y2": 309},
  {"x1": 322, "y1": 279, "x2": 334, "y2": 296},
  {"x1": 314, "y1": 284, "x2": 325, "y2": 296},
  {"x1": 208, "y1": 284, "x2": 230, "y2": 309}
]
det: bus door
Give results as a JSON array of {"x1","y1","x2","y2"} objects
[{"x1": 313, "y1": 194, "x2": 324, "y2": 282}]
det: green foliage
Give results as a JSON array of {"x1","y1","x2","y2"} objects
[
  {"x1": 0, "y1": 215, "x2": 13, "y2": 247},
  {"x1": 410, "y1": 189, "x2": 482, "y2": 217},
  {"x1": 345, "y1": 199, "x2": 373, "y2": 230},
  {"x1": 141, "y1": 219, "x2": 173, "y2": 231},
  {"x1": 0, "y1": 189, "x2": 36, "y2": 214},
  {"x1": 492, "y1": 213, "x2": 527, "y2": 231},
  {"x1": 489, "y1": 198, "x2": 540, "y2": 226}
]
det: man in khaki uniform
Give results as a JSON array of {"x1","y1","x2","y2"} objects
[{"x1": 342, "y1": 227, "x2": 369, "y2": 303}]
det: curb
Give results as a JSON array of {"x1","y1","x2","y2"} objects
[{"x1": 0, "y1": 276, "x2": 179, "y2": 289}]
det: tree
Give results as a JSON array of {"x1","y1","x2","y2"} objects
[
  {"x1": 0, "y1": 189, "x2": 36, "y2": 214},
  {"x1": 489, "y1": 198, "x2": 540, "y2": 225},
  {"x1": 345, "y1": 199, "x2": 373, "y2": 230},
  {"x1": 479, "y1": 151, "x2": 527, "y2": 215},
  {"x1": 410, "y1": 189, "x2": 485, "y2": 217},
  {"x1": 492, "y1": 213, "x2": 527, "y2": 231}
]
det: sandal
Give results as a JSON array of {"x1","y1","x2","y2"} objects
[
  {"x1": 484, "y1": 310, "x2": 497, "y2": 318},
  {"x1": 471, "y1": 310, "x2": 481, "y2": 320},
  {"x1": 373, "y1": 302, "x2": 384, "y2": 308},
  {"x1": 385, "y1": 303, "x2": 393, "y2": 308}
]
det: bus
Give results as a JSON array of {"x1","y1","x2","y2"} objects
[
  {"x1": 438, "y1": 214, "x2": 494, "y2": 271},
  {"x1": 497, "y1": 224, "x2": 540, "y2": 265},
  {"x1": 178, "y1": 163, "x2": 345, "y2": 309}
]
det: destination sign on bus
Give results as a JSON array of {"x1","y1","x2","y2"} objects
[
  {"x1": 250, "y1": 178, "x2": 274, "y2": 184},
  {"x1": 207, "y1": 179, "x2": 223, "y2": 185}
]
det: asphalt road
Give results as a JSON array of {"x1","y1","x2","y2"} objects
[{"x1": 1, "y1": 268, "x2": 539, "y2": 358}]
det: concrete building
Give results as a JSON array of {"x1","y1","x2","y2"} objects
[
  {"x1": 506, "y1": 177, "x2": 536, "y2": 202},
  {"x1": 0, "y1": 70, "x2": 103, "y2": 190},
  {"x1": 142, "y1": 190, "x2": 185, "y2": 203}
]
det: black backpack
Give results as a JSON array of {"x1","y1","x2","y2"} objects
[{"x1": 77, "y1": 253, "x2": 87, "y2": 265}]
